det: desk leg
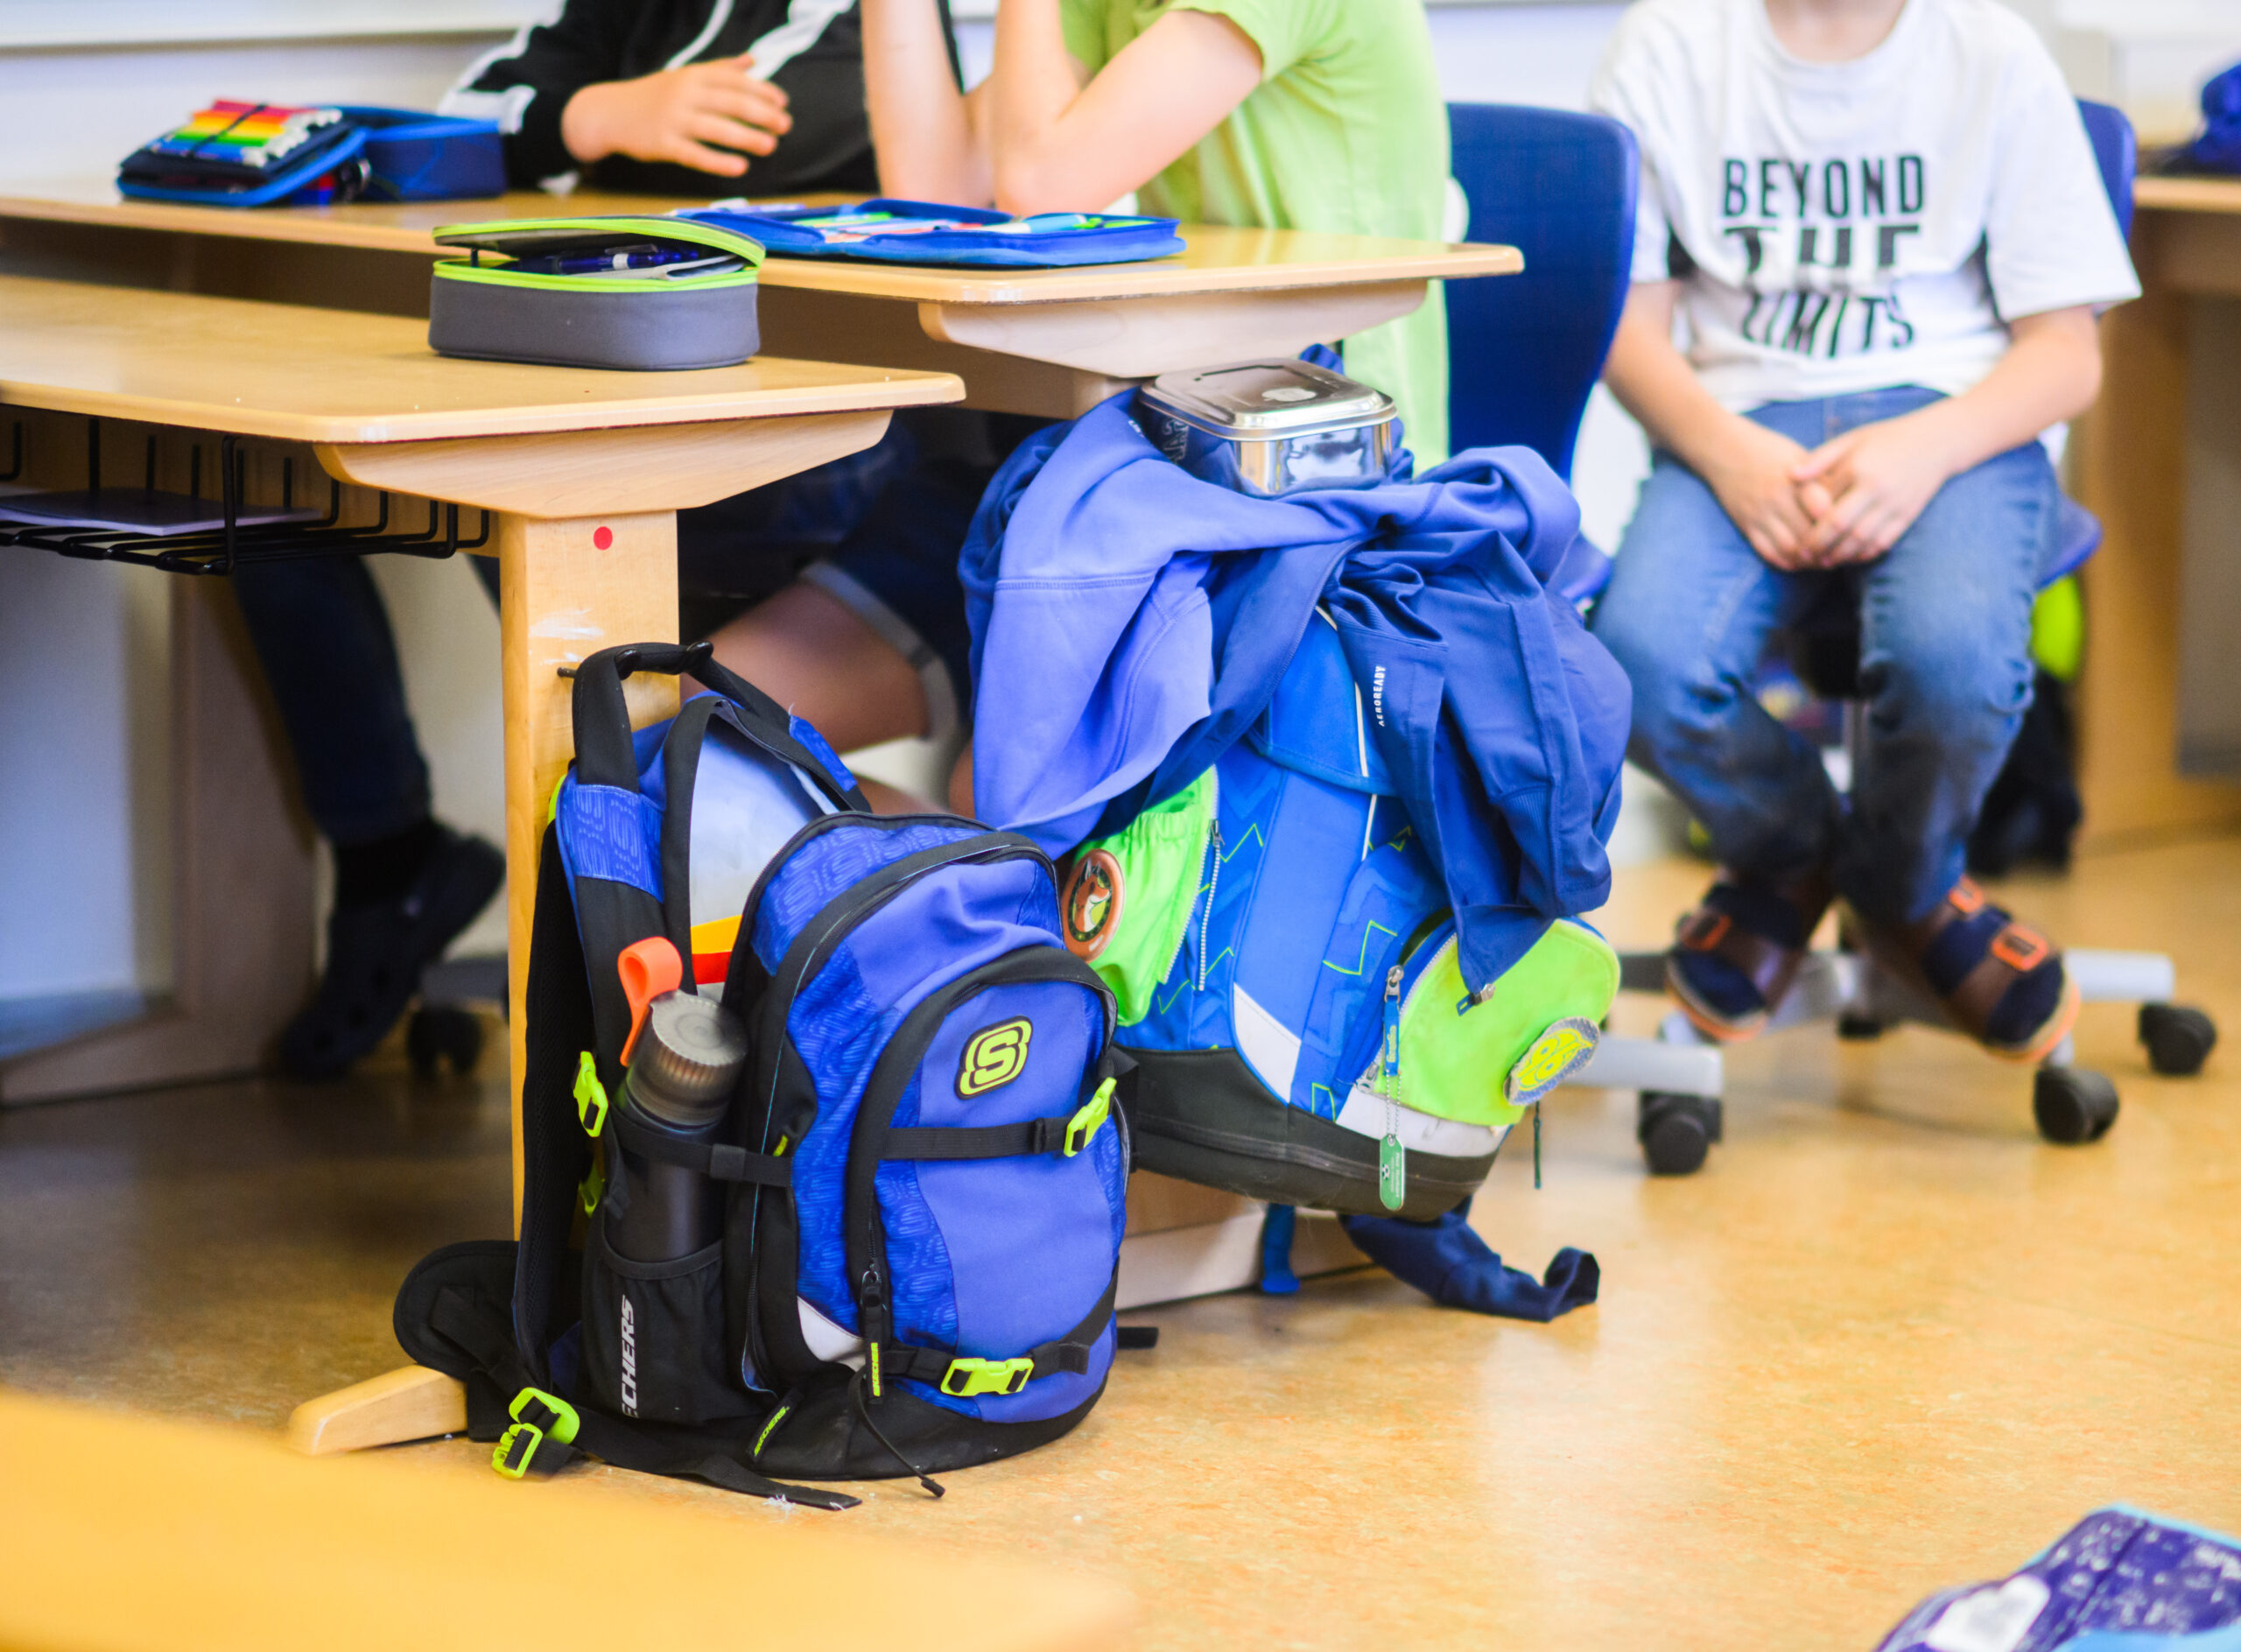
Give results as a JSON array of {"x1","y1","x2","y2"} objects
[
  {"x1": 290, "y1": 510, "x2": 678, "y2": 1455},
  {"x1": 496, "y1": 511, "x2": 681, "y2": 1225}
]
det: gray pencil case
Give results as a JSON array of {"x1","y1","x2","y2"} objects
[{"x1": 428, "y1": 216, "x2": 766, "y2": 371}]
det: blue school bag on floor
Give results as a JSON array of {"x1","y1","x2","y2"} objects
[
  {"x1": 393, "y1": 642, "x2": 1128, "y2": 1505},
  {"x1": 1064, "y1": 609, "x2": 1619, "y2": 1221}
]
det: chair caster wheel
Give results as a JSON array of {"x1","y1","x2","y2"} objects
[
  {"x1": 408, "y1": 1005, "x2": 484, "y2": 1079},
  {"x1": 2139, "y1": 1003, "x2": 2216, "y2": 1076},
  {"x1": 1837, "y1": 1013, "x2": 1886, "y2": 1042},
  {"x1": 1639, "y1": 1093, "x2": 1720, "y2": 1176},
  {"x1": 2033, "y1": 1065, "x2": 2118, "y2": 1144}
]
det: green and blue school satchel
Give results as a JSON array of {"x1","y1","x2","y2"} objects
[
  {"x1": 118, "y1": 102, "x2": 502, "y2": 207},
  {"x1": 393, "y1": 643, "x2": 1128, "y2": 1504},
  {"x1": 1065, "y1": 609, "x2": 1618, "y2": 1221},
  {"x1": 682, "y1": 198, "x2": 1185, "y2": 267}
]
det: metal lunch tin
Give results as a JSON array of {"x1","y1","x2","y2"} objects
[{"x1": 1135, "y1": 359, "x2": 1398, "y2": 497}]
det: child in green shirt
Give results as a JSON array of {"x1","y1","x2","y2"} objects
[{"x1": 711, "y1": 0, "x2": 1453, "y2": 811}]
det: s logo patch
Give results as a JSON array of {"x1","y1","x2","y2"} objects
[{"x1": 958, "y1": 1017, "x2": 1032, "y2": 1097}]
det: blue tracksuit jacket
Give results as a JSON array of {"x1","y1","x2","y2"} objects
[{"x1": 959, "y1": 393, "x2": 1630, "y2": 989}]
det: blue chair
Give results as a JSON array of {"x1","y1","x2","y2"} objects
[
  {"x1": 1446, "y1": 103, "x2": 1639, "y2": 605},
  {"x1": 1581, "y1": 99, "x2": 2217, "y2": 1174}
]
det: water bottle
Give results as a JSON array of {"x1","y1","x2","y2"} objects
[{"x1": 605, "y1": 991, "x2": 748, "y2": 1263}]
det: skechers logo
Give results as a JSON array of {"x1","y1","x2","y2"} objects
[
  {"x1": 619, "y1": 1294, "x2": 639, "y2": 1417},
  {"x1": 957, "y1": 1017, "x2": 1032, "y2": 1097}
]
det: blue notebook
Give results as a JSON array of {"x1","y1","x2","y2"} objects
[{"x1": 680, "y1": 198, "x2": 1185, "y2": 268}]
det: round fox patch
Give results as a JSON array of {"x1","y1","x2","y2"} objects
[
  {"x1": 957, "y1": 1016, "x2": 1033, "y2": 1097},
  {"x1": 1062, "y1": 849, "x2": 1123, "y2": 961}
]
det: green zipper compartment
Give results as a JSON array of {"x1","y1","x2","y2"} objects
[
  {"x1": 1384, "y1": 919, "x2": 1619, "y2": 1128},
  {"x1": 432, "y1": 215, "x2": 766, "y2": 294},
  {"x1": 1060, "y1": 770, "x2": 1215, "y2": 1027}
]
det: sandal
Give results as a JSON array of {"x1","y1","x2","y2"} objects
[
  {"x1": 1851, "y1": 876, "x2": 2079, "y2": 1062},
  {"x1": 1666, "y1": 869, "x2": 1833, "y2": 1042}
]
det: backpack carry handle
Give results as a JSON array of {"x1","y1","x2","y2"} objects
[{"x1": 568, "y1": 641, "x2": 870, "y2": 810}]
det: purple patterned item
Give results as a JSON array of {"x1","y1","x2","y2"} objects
[{"x1": 1878, "y1": 1508, "x2": 2241, "y2": 1652}]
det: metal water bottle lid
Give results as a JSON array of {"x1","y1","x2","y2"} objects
[{"x1": 626, "y1": 993, "x2": 748, "y2": 1131}]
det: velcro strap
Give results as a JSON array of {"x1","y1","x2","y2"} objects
[
  {"x1": 612, "y1": 1111, "x2": 790, "y2": 1186},
  {"x1": 885, "y1": 1080, "x2": 1115, "y2": 1163},
  {"x1": 884, "y1": 1115, "x2": 1068, "y2": 1160}
]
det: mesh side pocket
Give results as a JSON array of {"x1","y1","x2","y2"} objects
[{"x1": 580, "y1": 1220, "x2": 742, "y2": 1425}]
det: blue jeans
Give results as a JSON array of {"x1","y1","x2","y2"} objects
[{"x1": 1590, "y1": 387, "x2": 2054, "y2": 925}]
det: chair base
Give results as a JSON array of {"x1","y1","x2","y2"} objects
[{"x1": 1576, "y1": 945, "x2": 2216, "y2": 1175}]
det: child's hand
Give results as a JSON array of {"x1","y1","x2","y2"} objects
[
  {"x1": 562, "y1": 54, "x2": 794, "y2": 177},
  {"x1": 1700, "y1": 420, "x2": 1826, "y2": 571},
  {"x1": 1790, "y1": 416, "x2": 1956, "y2": 566}
]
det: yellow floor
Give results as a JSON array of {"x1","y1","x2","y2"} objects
[{"x1": 4, "y1": 839, "x2": 2238, "y2": 1650}]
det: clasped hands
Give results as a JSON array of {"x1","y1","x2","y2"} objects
[{"x1": 1707, "y1": 411, "x2": 1956, "y2": 572}]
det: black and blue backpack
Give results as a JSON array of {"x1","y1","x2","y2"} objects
[{"x1": 395, "y1": 643, "x2": 1129, "y2": 1505}]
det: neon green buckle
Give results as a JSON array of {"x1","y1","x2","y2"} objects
[
  {"x1": 939, "y1": 1355, "x2": 1034, "y2": 1398},
  {"x1": 573, "y1": 1052, "x2": 608, "y2": 1137},
  {"x1": 509, "y1": 1386, "x2": 579, "y2": 1445},
  {"x1": 493, "y1": 1422, "x2": 543, "y2": 1480},
  {"x1": 578, "y1": 1156, "x2": 606, "y2": 1217},
  {"x1": 1063, "y1": 1079, "x2": 1115, "y2": 1157}
]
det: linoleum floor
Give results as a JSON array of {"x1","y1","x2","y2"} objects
[{"x1": 4, "y1": 840, "x2": 2237, "y2": 1650}]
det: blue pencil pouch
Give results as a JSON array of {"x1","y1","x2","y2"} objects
[
  {"x1": 118, "y1": 102, "x2": 503, "y2": 207},
  {"x1": 679, "y1": 197, "x2": 1184, "y2": 267}
]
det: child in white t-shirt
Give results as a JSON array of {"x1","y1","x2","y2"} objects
[{"x1": 1587, "y1": 0, "x2": 2138, "y2": 1058}]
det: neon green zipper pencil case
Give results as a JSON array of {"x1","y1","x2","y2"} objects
[{"x1": 429, "y1": 216, "x2": 766, "y2": 371}]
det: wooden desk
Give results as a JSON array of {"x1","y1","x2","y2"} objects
[
  {"x1": 0, "y1": 273, "x2": 958, "y2": 1115},
  {"x1": 0, "y1": 1388, "x2": 1134, "y2": 1652},
  {"x1": 0, "y1": 183, "x2": 1522, "y2": 417},
  {"x1": 2070, "y1": 175, "x2": 2241, "y2": 845}
]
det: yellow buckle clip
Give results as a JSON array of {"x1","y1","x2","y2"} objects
[
  {"x1": 573, "y1": 1052, "x2": 608, "y2": 1137},
  {"x1": 939, "y1": 1355, "x2": 1034, "y2": 1398},
  {"x1": 492, "y1": 1422, "x2": 543, "y2": 1480},
  {"x1": 509, "y1": 1386, "x2": 580, "y2": 1445},
  {"x1": 1063, "y1": 1079, "x2": 1115, "y2": 1157}
]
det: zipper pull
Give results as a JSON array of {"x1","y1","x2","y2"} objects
[
  {"x1": 1378, "y1": 965, "x2": 1405, "y2": 1212},
  {"x1": 1196, "y1": 819, "x2": 1224, "y2": 991},
  {"x1": 1533, "y1": 1101, "x2": 1542, "y2": 1192}
]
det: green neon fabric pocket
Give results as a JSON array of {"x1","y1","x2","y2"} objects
[
  {"x1": 1393, "y1": 918, "x2": 1619, "y2": 1127},
  {"x1": 1058, "y1": 770, "x2": 1214, "y2": 1026}
]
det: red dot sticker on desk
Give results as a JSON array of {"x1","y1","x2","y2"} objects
[{"x1": 593, "y1": 525, "x2": 614, "y2": 550}]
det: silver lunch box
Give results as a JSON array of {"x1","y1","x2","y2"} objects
[{"x1": 1135, "y1": 359, "x2": 1397, "y2": 497}]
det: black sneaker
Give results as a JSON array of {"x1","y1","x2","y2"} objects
[{"x1": 279, "y1": 827, "x2": 505, "y2": 1079}]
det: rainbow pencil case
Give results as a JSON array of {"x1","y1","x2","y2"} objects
[{"x1": 118, "y1": 102, "x2": 502, "y2": 207}]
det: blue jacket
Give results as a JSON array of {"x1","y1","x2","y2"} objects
[{"x1": 960, "y1": 394, "x2": 1630, "y2": 989}]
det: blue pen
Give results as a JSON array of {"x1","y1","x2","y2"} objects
[{"x1": 509, "y1": 244, "x2": 699, "y2": 276}]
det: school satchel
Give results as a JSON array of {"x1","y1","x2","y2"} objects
[
  {"x1": 1062, "y1": 612, "x2": 1620, "y2": 1220},
  {"x1": 393, "y1": 643, "x2": 1129, "y2": 1505}
]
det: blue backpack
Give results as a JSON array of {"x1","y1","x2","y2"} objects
[
  {"x1": 1064, "y1": 611, "x2": 1619, "y2": 1220},
  {"x1": 396, "y1": 643, "x2": 1128, "y2": 1506}
]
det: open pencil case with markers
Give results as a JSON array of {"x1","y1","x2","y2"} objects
[
  {"x1": 427, "y1": 216, "x2": 767, "y2": 370},
  {"x1": 678, "y1": 197, "x2": 1185, "y2": 267}
]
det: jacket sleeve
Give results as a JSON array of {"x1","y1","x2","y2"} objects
[
  {"x1": 439, "y1": 0, "x2": 637, "y2": 188},
  {"x1": 741, "y1": 3, "x2": 876, "y2": 196}
]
